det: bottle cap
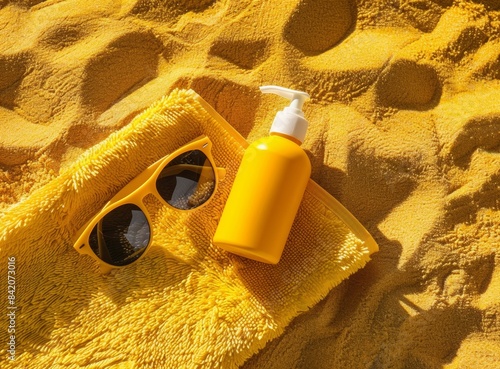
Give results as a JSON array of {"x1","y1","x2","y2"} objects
[{"x1": 260, "y1": 85, "x2": 310, "y2": 144}]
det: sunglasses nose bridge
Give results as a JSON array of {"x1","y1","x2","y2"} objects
[{"x1": 116, "y1": 185, "x2": 152, "y2": 208}]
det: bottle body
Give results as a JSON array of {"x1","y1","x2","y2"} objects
[{"x1": 213, "y1": 134, "x2": 311, "y2": 264}]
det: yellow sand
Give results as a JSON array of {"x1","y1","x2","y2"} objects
[{"x1": 0, "y1": 0, "x2": 499, "y2": 368}]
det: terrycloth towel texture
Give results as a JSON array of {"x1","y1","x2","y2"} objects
[{"x1": 0, "y1": 89, "x2": 376, "y2": 369}]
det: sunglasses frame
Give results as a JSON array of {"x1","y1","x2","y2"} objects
[{"x1": 73, "y1": 135, "x2": 225, "y2": 273}]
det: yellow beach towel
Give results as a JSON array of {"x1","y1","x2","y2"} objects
[{"x1": 0, "y1": 89, "x2": 377, "y2": 369}]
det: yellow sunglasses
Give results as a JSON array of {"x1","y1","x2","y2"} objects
[{"x1": 73, "y1": 135, "x2": 225, "y2": 273}]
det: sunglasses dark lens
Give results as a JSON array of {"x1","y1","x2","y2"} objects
[
  {"x1": 156, "y1": 149, "x2": 215, "y2": 210},
  {"x1": 89, "y1": 204, "x2": 150, "y2": 266}
]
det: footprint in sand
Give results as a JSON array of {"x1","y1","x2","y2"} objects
[
  {"x1": 0, "y1": 54, "x2": 29, "y2": 110},
  {"x1": 397, "y1": 0, "x2": 452, "y2": 32},
  {"x1": 209, "y1": 38, "x2": 269, "y2": 70},
  {"x1": 80, "y1": 29, "x2": 162, "y2": 113},
  {"x1": 284, "y1": 0, "x2": 354, "y2": 55},
  {"x1": 129, "y1": 0, "x2": 216, "y2": 21},
  {"x1": 38, "y1": 19, "x2": 93, "y2": 50},
  {"x1": 448, "y1": 115, "x2": 500, "y2": 165},
  {"x1": 375, "y1": 59, "x2": 441, "y2": 109}
]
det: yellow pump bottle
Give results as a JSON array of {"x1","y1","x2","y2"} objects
[{"x1": 213, "y1": 86, "x2": 311, "y2": 264}]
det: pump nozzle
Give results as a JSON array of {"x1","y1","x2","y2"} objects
[
  {"x1": 260, "y1": 85, "x2": 310, "y2": 111},
  {"x1": 260, "y1": 85, "x2": 310, "y2": 144}
]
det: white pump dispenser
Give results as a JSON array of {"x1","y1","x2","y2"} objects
[{"x1": 260, "y1": 85, "x2": 310, "y2": 144}]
